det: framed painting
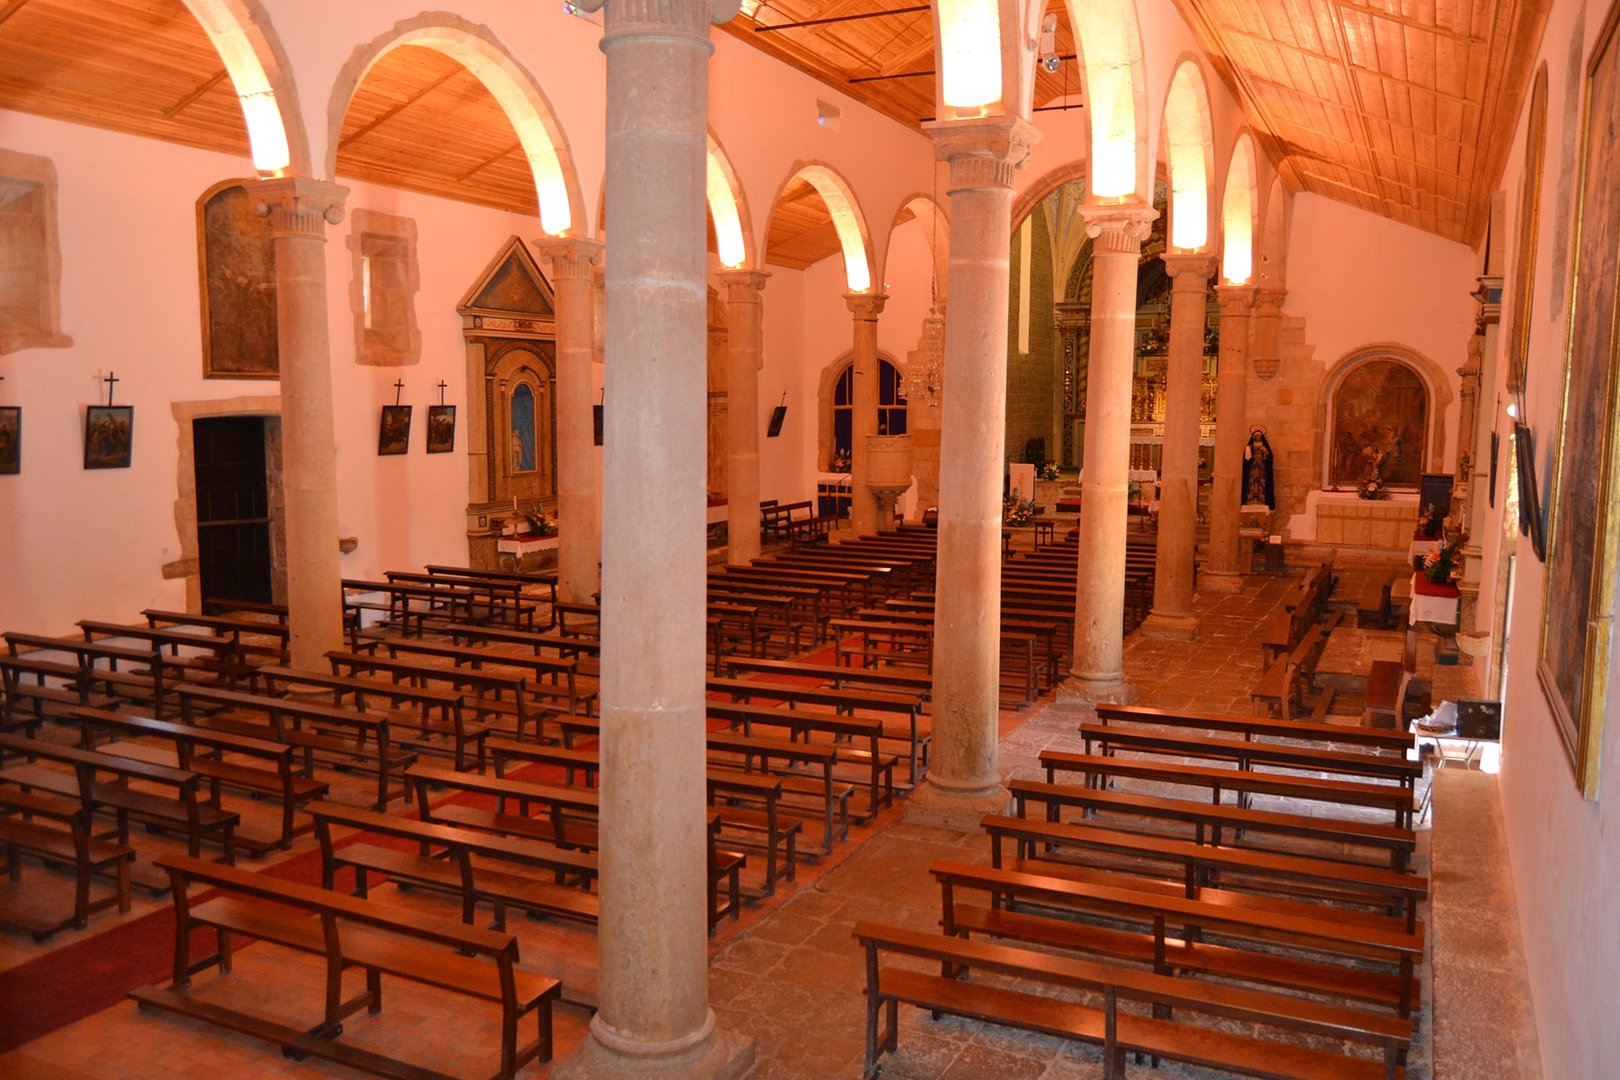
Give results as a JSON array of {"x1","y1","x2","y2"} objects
[
  {"x1": 1328, "y1": 359, "x2": 1428, "y2": 488},
  {"x1": 1538, "y1": 3, "x2": 1620, "y2": 800},
  {"x1": 426, "y1": 404, "x2": 456, "y2": 454},
  {"x1": 1514, "y1": 423, "x2": 1545, "y2": 561},
  {"x1": 84, "y1": 405, "x2": 133, "y2": 469},
  {"x1": 0, "y1": 406, "x2": 17, "y2": 474},
  {"x1": 378, "y1": 405, "x2": 412, "y2": 456},
  {"x1": 198, "y1": 180, "x2": 278, "y2": 379}
]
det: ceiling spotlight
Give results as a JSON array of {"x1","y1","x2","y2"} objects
[{"x1": 1042, "y1": 54, "x2": 1062, "y2": 74}]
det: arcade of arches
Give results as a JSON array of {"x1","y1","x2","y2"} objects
[{"x1": 0, "y1": 1, "x2": 1614, "y2": 1078}]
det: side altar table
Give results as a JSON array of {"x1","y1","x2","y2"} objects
[{"x1": 1409, "y1": 573, "x2": 1459, "y2": 627}]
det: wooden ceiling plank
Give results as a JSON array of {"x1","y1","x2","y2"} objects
[{"x1": 162, "y1": 68, "x2": 227, "y2": 119}]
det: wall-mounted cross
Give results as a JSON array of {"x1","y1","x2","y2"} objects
[
  {"x1": 437, "y1": 381, "x2": 448, "y2": 406},
  {"x1": 104, "y1": 371, "x2": 120, "y2": 407},
  {"x1": 393, "y1": 379, "x2": 405, "y2": 406}
]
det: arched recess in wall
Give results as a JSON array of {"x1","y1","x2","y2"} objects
[
  {"x1": 1258, "y1": 176, "x2": 1289, "y2": 289},
  {"x1": 1064, "y1": 0, "x2": 1149, "y2": 198},
  {"x1": 818, "y1": 353, "x2": 908, "y2": 474},
  {"x1": 326, "y1": 14, "x2": 585, "y2": 236},
  {"x1": 706, "y1": 134, "x2": 755, "y2": 270},
  {"x1": 1320, "y1": 346, "x2": 1453, "y2": 491},
  {"x1": 183, "y1": 0, "x2": 309, "y2": 174}
]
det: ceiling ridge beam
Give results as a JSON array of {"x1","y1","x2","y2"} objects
[
  {"x1": 339, "y1": 66, "x2": 463, "y2": 150},
  {"x1": 753, "y1": 5, "x2": 928, "y2": 33},
  {"x1": 163, "y1": 69, "x2": 228, "y2": 120}
]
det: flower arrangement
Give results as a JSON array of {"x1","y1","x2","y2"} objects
[
  {"x1": 522, "y1": 510, "x2": 558, "y2": 537},
  {"x1": 1422, "y1": 534, "x2": 1467, "y2": 584},
  {"x1": 1037, "y1": 461, "x2": 1061, "y2": 481},
  {"x1": 830, "y1": 447, "x2": 852, "y2": 472},
  {"x1": 1002, "y1": 496, "x2": 1037, "y2": 526},
  {"x1": 1416, "y1": 503, "x2": 1445, "y2": 539},
  {"x1": 1358, "y1": 447, "x2": 1391, "y2": 500}
]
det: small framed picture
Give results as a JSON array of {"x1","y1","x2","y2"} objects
[
  {"x1": 426, "y1": 405, "x2": 456, "y2": 454},
  {"x1": 0, "y1": 406, "x2": 18, "y2": 474},
  {"x1": 378, "y1": 404, "x2": 412, "y2": 455},
  {"x1": 84, "y1": 405, "x2": 134, "y2": 469}
]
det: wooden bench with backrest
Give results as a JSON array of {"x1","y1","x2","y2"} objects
[
  {"x1": 0, "y1": 779, "x2": 133, "y2": 939},
  {"x1": 854, "y1": 919, "x2": 1410, "y2": 1080},
  {"x1": 133, "y1": 853, "x2": 562, "y2": 1079},
  {"x1": 551, "y1": 599, "x2": 601, "y2": 639},
  {"x1": 384, "y1": 569, "x2": 538, "y2": 629},
  {"x1": 931, "y1": 858, "x2": 1421, "y2": 1017},
  {"x1": 79, "y1": 619, "x2": 253, "y2": 692},
  {"x1": 0, "y1": 731, "x2": 237, "y2": 887},
  {"x1": 1093, "y1": 703, "x2": 1415, "y2": 755},
  {"x1": 9, "y1": 630, "x2": 173, "y2": 719},
  {"x1": 142, "y1": 609, "x2": 290, "y2": 666},
  {"x1": 0, "y1": 652, "x2": 108, "y2": 735},
  {"x1": 1077, "y1": 721, "x2": 1424, "y2": 791},
  {"x1": 325, "y1": 647, "x2": 534, "y2": 747},
  {"x1": 1251, "y1": 609, "x2": 1342, "y2": 719},
  {"x1": 309, "y1": 799, "x2": 598, "y2": 932},
  {"x1": 423, "y1": 563, "x2": 558, "y2": 630},
  {"x1": 176, "y1": 684, "x2": 413, "y2": 811},
  {"x1": 1040, "y1": 748, "x2": 1416, "y2": 828},
  {"x1": 73, "y1": 704, "x2": 326, "y2": 853},
  {"x1": 484, "y1": 736, "x2": 771, "y2": 909},
  {"x1": 359, "y1": 635, "x2": 596, "y2": 722},
  {"x1": 981, "y1": 813, "x2": 1427, "y2": 930},
  {"x1": 254, "y1": 664, "x2": 487, "y2": 772},
  {"x1": 1364, "y1": 628, "x2": 1421, "y2": 729},
  {"x1": 706, "y1": 698, "x2": 896, "y2": 822},
  {"x1": 759, "y1": 499, "x2": 806, "y2": 543},
  {"x1": 424, "y1": 621, "x2": 600, "y2": 678},
  {"x1": 1010, "y1": 777, "x2": 1418, "y2": 871}
]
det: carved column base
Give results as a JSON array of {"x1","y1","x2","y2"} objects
[
  {"x1": 1140, "y1": 611, "x2": 1200, "y2": 641},
  {"x1": 904, "y1": 779, "x2": 1011, "y2": 831},
  {"x1": 1198, "y1": 570, "x2": 1246, "y2": 595},
  {"x1": 553, "y1": 1026, "x2": 754, "y2": 1080},
  {"x1": 1058, "y1": 675, "x2": 1138, "y2": 706}
]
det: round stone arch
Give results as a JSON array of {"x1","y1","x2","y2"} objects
[
  {"x1": 817, "y1": 349, "x2": 907, "y2": 471},
  {"x1": 1317, "y1": 344, "x2": 1453, "y2": 491}
]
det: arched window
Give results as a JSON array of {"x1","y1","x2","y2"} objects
[
  {"x1": 1327, "y1": 358, "x2": 1428, "y2": 488},
  {"x1": 831, "y1": 359, "x2": 907, "y2": 468}
]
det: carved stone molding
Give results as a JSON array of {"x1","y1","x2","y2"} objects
[
  {"x1": 1162, "y1": 253, "x2": 1217, "y2": 283},
  {"x1": 718, "y1": 268, "x2": 770, "y2": 304},
  {"x1": 925, "y1": 115, "x2": 1041, "y2": 193},
  {"x1": 844, "y1": 292, "x2": 888, "y2": 321},
  {"x1": 248, "y1": 176, "x2": 347, "y2": 239},
  {"x1": 1215, "y1": 284, "x2": 1258, "y2": 315},
  {"x1": 1079, "y1": 203, "x2": 1157, "y2": 254},
  {"x1": 536, "y1": 237, "x2": 603, "y2": 281}
]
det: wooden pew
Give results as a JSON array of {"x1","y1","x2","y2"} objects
[
  {"x1": 1077, "y1": 722, "x2": 1424, "y2": 790},
  {"x1": 79, "y1": 619, "x2": 252, "y2": 691},
  {"x1": 73, "y1": 704, "x2": 326, "y2": 852},
  {"x1": 359, "y1": 635, "x2": 597, "y2": 721},
  {"x1": 0, "y1": 732, "x2": 237, "y2": 884},
  {"x1": 310, "y1": 800, "x2": 598, "y2": 931},
  {"x1": 1011, "y1": 777, "x2": 1416, "y2": 871},
  {"x1": 1093, "y1": 703, "x2": 1415, "y2": 755},
  {"x1": 706, "y1": 699, "x2": 896, "y2": 822},
  {"x1": 176, "y1": 684, "x2": 414, "y2": 811},
  {"x1": 0, "y1": 782, "x2": 133, "y2": 939},
  {"x1": 854, "y1": 919, "x2": 1410, "y2": 1080},
  {"x1": 9, "y1": 630, "x2": 173, "y2": 718},
  {"x1": 981, "y1": 814, "x2": 1428, "y2": 930},
  {"x1": 423, "y1": 563, "x2": 558, "y2": 630},
  {"x1": 931, "y1": 859, "x2": 1421, "y2": 1016},
  {"x1": 325, "y1": 648, "x2": 535, "y2": 747},
  {"x1": 384, "y1": 569, "x2": 537, "y2": 628},
  {"x1": 141, "y1": 609, "x2": 290, "y2": 666},
  {"x1": 133, "y1": 853, "x2": 562, "y2": 1079},
  {"x1": 0, "y1": 652, "x2": 108, "y2": 735},
  {"x1": 1040, "y1": 748, "x2": 1416, "y2": 827},
  {"x1": 254, "y1": 665, "x2": 489, "y2": 773}
]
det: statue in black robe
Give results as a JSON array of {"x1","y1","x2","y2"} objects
[{"x1": 1243, "y1": 429, "x2": 1275, "y2": 509}]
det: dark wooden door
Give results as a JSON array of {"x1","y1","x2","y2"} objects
[{"x1": 194, "y1": 416, "x2": 272, "y2": 605}]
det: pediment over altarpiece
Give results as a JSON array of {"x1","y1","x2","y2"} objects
[{"x1": 458, "y1": 237, "x2": 555, "y2": 331}]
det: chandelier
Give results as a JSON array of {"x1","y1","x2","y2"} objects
[{"x1": 902, "y1": 306, "x2": 944, "y2": 406}]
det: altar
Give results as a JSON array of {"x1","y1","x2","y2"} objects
[
  {"x1": 1409, "y1": 573, "x2": 1460, "y2": 627},
  {"x1": 1287, "y1": 489, "x2": 1418, "y2": 549}
]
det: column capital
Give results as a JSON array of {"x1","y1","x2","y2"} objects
[
  {"x1": 718, "y1": 268, "x2": 770, "y2": 301},
  {"x1": 536, "y1": 237, "x2": 603, "y2": 280},
  {"x1": 246, "y1": 176, "x2": 348, "y2": 238},
  {"x1": 845, "y1": 292, "x2": 888, "y2": 321},
  {"x1": 1078, "y1": 202, "x2": 1157, "y2": 254},
  {"x1": 572, "y1": 0, "x2": 739, "y2": 28},
  {"x1": 1252, "y1": 286, "x2": 1287, "y2": 316},
  {"x1": 1214, "y1": 283, "x2": 1257, "y2": 314},
  {"x1": 1162, "y1": 253, "x2": 1217, "y2": 283},
  {"x1": 924, "y1": 114, "x2": 1040, "y2": 192}
]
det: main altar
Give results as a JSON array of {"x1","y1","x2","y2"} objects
[{"x1": 1286, "y1": 489, "x2": 1418, "y2": 550}]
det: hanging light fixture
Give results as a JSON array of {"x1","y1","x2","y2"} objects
[{"x1": 903, "y1": 173, "x2": 945, "y2": 407}]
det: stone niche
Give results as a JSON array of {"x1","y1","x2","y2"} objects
[{"x1": 0, "y1": 148, "x2": 73, "y2": 355}]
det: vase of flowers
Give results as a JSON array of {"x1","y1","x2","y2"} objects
[
  {"x1": 524, "y1": 510, "x2": 558, "y2": 537},
  {"x1": 1358, "y1": 447, "x2": 1391, "y2": 500},
  {"x1": 1416, "y1": 503, "x2": 1444, "y2": 539},
  {"x1": 1038, "y1": 461, "x2": 1061, "y2": 481},
  {"x1": 1003, "y1": 496, "x2": 1036, "y2": 526},
  {"x1": 1422, "y1": 534, "x2": 1467, "y2": 584}
]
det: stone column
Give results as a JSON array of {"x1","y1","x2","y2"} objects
[
  {"x1": 537, "y1": 238, "x2": 603, "y2": 604},
  {"x1": 720, "y1": 269, "x2": 768, "y2": 564},
  {"x1": 846, "y1": 292, "x2": 887, "y2": 535},
  {"x1": 554, "y1": 0, "x2": 750, "y2": 1076},
  {"x1": 906, "y1": 115, "x2": 1037, "y2": 829},
  {"x1": 1062, "y1": 203, "x2": 1157, "y2": 704},
  {"x1": 1202, "y1": 285, "x2": 1256, "y2": 591},
  {"x1": 1141, "y1": 253, "x2": 1215, "y2": 640},
  {"x1": 247, "y1": 177, "x2": 347, "y2": 671}
]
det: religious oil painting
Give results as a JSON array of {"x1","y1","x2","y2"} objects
[
  {"x1": 1328, "y1": 360, "x2": 1428, "y2": 489},
  {"x1": 0, "y1": 407, "x2": 18, "y2": 474},
  {"x1": 426, "y1": 405, "x2": 456, "y2": 454},
  {"x1": 199, "y1": 181, "x2": 278, "y2": 378},
  {"x1": 84, "y1": 405, "x2": 133, "y2": 469},
  {"x1": 378, "y1": 405, "x2": 412, "y2": 456},
  {"x1": 1539, "y1": 5, "x2": 1620, "y2": 799}
]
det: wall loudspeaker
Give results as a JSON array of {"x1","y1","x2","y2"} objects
[{"x1": 767, "y1": 403, "x2": 788, "y2": 438}]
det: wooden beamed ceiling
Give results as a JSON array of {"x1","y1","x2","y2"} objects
[{"x1": 0, "y1": 0, "x2": 1552, "y2": 257}]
